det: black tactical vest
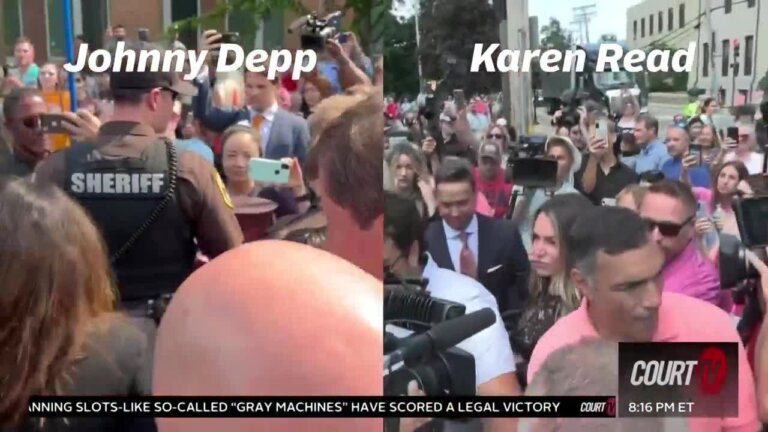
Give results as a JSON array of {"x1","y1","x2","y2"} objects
[{"x1": 64, "y1": 139, "x2": 196, "y2": 301}]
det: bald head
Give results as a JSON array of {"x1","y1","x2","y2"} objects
[{"x1": 153, "y1": 240, "x2": 383, "y2": 432}]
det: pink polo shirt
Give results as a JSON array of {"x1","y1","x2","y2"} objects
[
  {"x1": 527, "y1": 292, "x2": 758, "y2": 432},
  {"x1": 663, "y1": 240, "x2": 726, "y2": 310}
]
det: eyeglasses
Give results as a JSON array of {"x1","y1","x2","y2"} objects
[
  {"x1": 487, "y1": 133, "x2": 504, "y2": 140},
  {"x1": 643, "y1": 214, "x2": 695, "y2": 237},
  {"x1": 160, "y1": 88, "x2": 179, "y2": 101}
]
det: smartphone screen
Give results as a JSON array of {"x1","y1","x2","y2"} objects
[
  {"x1": 689, "y1": 144, "x2": 702, "y2": 165},
  {"x1": 40, "y1": 114, "x2": 75, "y2": 134},
  {"x1": 727, "y1": 127, "x2": 739, "y2": 142}
]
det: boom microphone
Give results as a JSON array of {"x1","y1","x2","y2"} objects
[{"x1": 385, "y1": 308, "x2": 496, "y2": 370}]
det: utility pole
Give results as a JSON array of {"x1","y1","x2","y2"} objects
[
  {"x1": 572, "y1": 4, "x2": 596, "y2": 44},
  {"x1": 506, "y1": 0, "x2": 532, "y2": 135},
  {"x1": 706, "y1": 0, "x2": 717, "y2": 97}
]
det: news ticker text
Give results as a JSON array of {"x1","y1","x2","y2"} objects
[{"x1": 29, "y1": 396, "x2": 615, "y2": 418}]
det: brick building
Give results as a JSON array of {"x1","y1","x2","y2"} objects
[{"x1": 1, "y1": 0, "x2": 350, "y2": 65}]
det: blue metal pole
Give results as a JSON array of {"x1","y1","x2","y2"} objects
[{"x1": 62, "y1": 0, "x2": 77, "y2": 112}]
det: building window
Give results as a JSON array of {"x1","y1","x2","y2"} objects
[
  {"x1": 725, "y1": 0, "x2": 732, "y2": 13},
  {"x1": 171, "y1": 0, "x2": 199, "y2": 50},
  {"x1": 668, "y1": 8, "x2": 673, "y2": 31},
  {"x1": 748, "y1": 0, "x2": 755, "y2": 7},
  {"x1": 702, "y1": 43, "x2": 709, "y2": 77},
  {"x1": 745, "y1": 35, "x2": 754, "y2": 75},
  {"x1": 3, "y1": 0, "x2": 22, "y2": 60},
  {"x1": 641, "y1": 18, "x2": 645, "y2": 38},
  {"x1": 80, "y1": 0, "x2": 109, "y2": 50},
  {"x1": 658, "y1": 11, "x2": 663, "y2": 33},
  {"x1": 722, "y1": 39, "x2": 729, "y2": 77},
  {"x1": 649, "y1": 15, "x2": 654, "y2": 35},
  {"x1": 679, "y1": 4, "x2": 685, "y2": 28},
  {"x1": 47, "y1": 0, "x2": 66, "y2": 58},
  {"x1": 633, "y1": 20, "x2": 637, "y2": 40}
]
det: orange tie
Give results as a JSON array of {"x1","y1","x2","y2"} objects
[
  {"x1": 252, "y1": 114, "x2": 264, "y2": 130},
  {"x1": 459, "y1": 232, "x2": 477, "y2": 279}
]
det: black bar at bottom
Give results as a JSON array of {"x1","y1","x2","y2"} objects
[{"x1": 28, "y1": 396, "x2": 616, "y2": 418}]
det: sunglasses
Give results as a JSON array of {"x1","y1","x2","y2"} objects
[
  {"x1": 487, "y1": 133, "x2": 504, "y2": 139},
  {"x1": 643, "y1": 214, "x2": 695, "y2": 237},
  {"x1": 16, "y1": 115, "x2": 42, "y2": 130}
]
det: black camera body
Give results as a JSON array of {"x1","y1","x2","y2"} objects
[
  {"x1": 719, "y1": 196, "x2": 768, "y2": 288},
  {"x1": 505, "y1": 135, "x2": 559, "y2": 189},
  {"x1": 294, "y1": 11, "x2": 342, "y2": 52}
]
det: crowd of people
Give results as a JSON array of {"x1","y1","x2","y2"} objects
[
  {"x1": 0, "y1": 23, "x2": 384, "y2": 432},
  {"x1": 384, "y1": 87, "x2": 768, "y2": 430}
]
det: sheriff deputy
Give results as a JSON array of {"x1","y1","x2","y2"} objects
[{"x1": 35, "y1": 47, "x2": 243, "y2": 321}]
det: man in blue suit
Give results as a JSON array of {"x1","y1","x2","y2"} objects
[{"x1": 192, "y1": 52, "x2": 309, "y2": 166}]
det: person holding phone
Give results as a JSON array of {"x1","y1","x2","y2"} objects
[
  {"x1": 665, "y1": 124, "x2": 711, "y2": 188},
  {"x1": 0, "y1": 88, "x2": 51, "y2": 178},
  {"x1": 723, "y1": 125, "x2": 764, "y2": 174},
  {"x1": 574, "y1": 113, "x2": 637, "y2": 206},
  {"x1": 220, "y1": 125, "x2": 309, "y2": 218}
]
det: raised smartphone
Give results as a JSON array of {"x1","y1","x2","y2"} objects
[
  {"x1": 40, "y1": 114, "x2": 75, "y2": 134},
  {"x1": 248, "y1": 158, "x2": 290, "y2": 184}
]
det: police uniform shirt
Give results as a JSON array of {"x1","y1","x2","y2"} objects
[{"x1": 34, "y1": 121, "x2": 243, "y2": 257}]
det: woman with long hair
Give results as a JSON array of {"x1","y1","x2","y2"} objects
[
  {"x1": 694, "y1": 161, "x2": 752, "y2": 247},
  {"x1": 0, "y1": 179, "x2": 152, "y2": 432},
  {"x1": 511, "y1": 193, "x2": 593, "y2": 378},
  {"x1": 386, "y1": 142, "x2": 436, "y2": 218},
  {"x1": 38, "y1": 63, "x2": 71, "y2": 151},
  {"x1": 699, "y1": 97, "x2": 719, "y2": 126}
]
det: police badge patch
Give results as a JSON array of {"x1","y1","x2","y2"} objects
[{"x1": 213, "y1": 170, "x2": 234, "y2": 209}]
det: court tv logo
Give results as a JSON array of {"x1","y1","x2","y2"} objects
[{"x1": 618, "y1": 342, "x2": 737, "y2": 417}]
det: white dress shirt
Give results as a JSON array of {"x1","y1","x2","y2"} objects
[
  {"x1": 386, "y1": 255, "x2": 516, "y2": 387},
  {"x1": 238, "y1": 102, "x2": 279, "y2": 155},
  {"x1": 442, "y1": 215, "x2": 479, "y2": 272}
]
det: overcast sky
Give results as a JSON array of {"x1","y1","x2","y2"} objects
[{"x1": 530, "y1": 0, "x2": 642, "y2": 44}]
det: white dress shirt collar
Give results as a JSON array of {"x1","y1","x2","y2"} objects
[{"x1": 442, "y1": 214, "x2": 478, "y2": 239}]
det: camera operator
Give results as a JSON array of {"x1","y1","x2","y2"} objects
[
  {"x1": 384, "y1": 191, "x2": 521, "y2": 432},
  {"x1": 574, "y1": 111, "x2": 638, "y2": 206},
  {"x1": 422, "y1": 103, "x2": 479, "y2": 167},
  {"x1": 512, "y1": 135, "x2": 582, "y2": 251}
]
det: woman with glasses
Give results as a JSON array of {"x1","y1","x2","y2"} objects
[{"x1": 723, "y1": 125, "x2": 764, "y2": 174}]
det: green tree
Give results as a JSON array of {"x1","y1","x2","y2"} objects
[
  {"x1": 540, "y1": 18, "x2": 570, "y2": 50},
  {"x1": 418, "y1": 0, "x2": 500, "y2": 96},
  {"x1": 599, "y1": 33, "x2": 617, "y2": 42},
  {"x1": 383, "y1": 13, "x2": 419, "y2": 97},
  {"x1": 174, "y1": 0, "x2": 387, "y2": 53},
  {"x1": 759, "y1": 68, "x2": 768, "y2": 98}
]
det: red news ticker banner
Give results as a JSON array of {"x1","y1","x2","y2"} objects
[{"x1": 28, "y1": 396, "x2": 616, "y2": 418}]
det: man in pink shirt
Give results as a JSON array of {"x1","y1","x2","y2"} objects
[
  {"x1": 527, "y1": 206, "x2": 758, "y2": 432},
  {"x1": 639, "y1": 180, "x2": 726, "y2": 309}
]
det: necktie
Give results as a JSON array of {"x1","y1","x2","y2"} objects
[
  {"x1": 459, "y1": 232, "x2": 477, "y2": 279},
  {"x1": 252, "y1": 114, "x2": 264, "y2": 130}
]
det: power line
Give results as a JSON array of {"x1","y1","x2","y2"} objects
[{"x1": 572, "y1": 4, "x2": 596, "y2": 43}]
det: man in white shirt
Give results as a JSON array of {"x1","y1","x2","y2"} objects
[{"x1": 384, "y1": 191, "x2": 520, "y2": 432}]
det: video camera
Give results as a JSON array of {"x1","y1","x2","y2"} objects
[
  {"x1": 383, "y1": 276, "x2": 494, "y2": 431},
  {"x1": 720, "y1": 195, "x2": 768, "y2": 287},
  {"x1": 505, "y1": 135, "x2": 558, "y2": 189},
  {"x1": 289, "y1": 11, "x2": 342, "y2": 52}
]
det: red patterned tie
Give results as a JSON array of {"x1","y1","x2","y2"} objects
[{"x1": 459, "y1": 232, "x2": 477, "y2": 279}]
